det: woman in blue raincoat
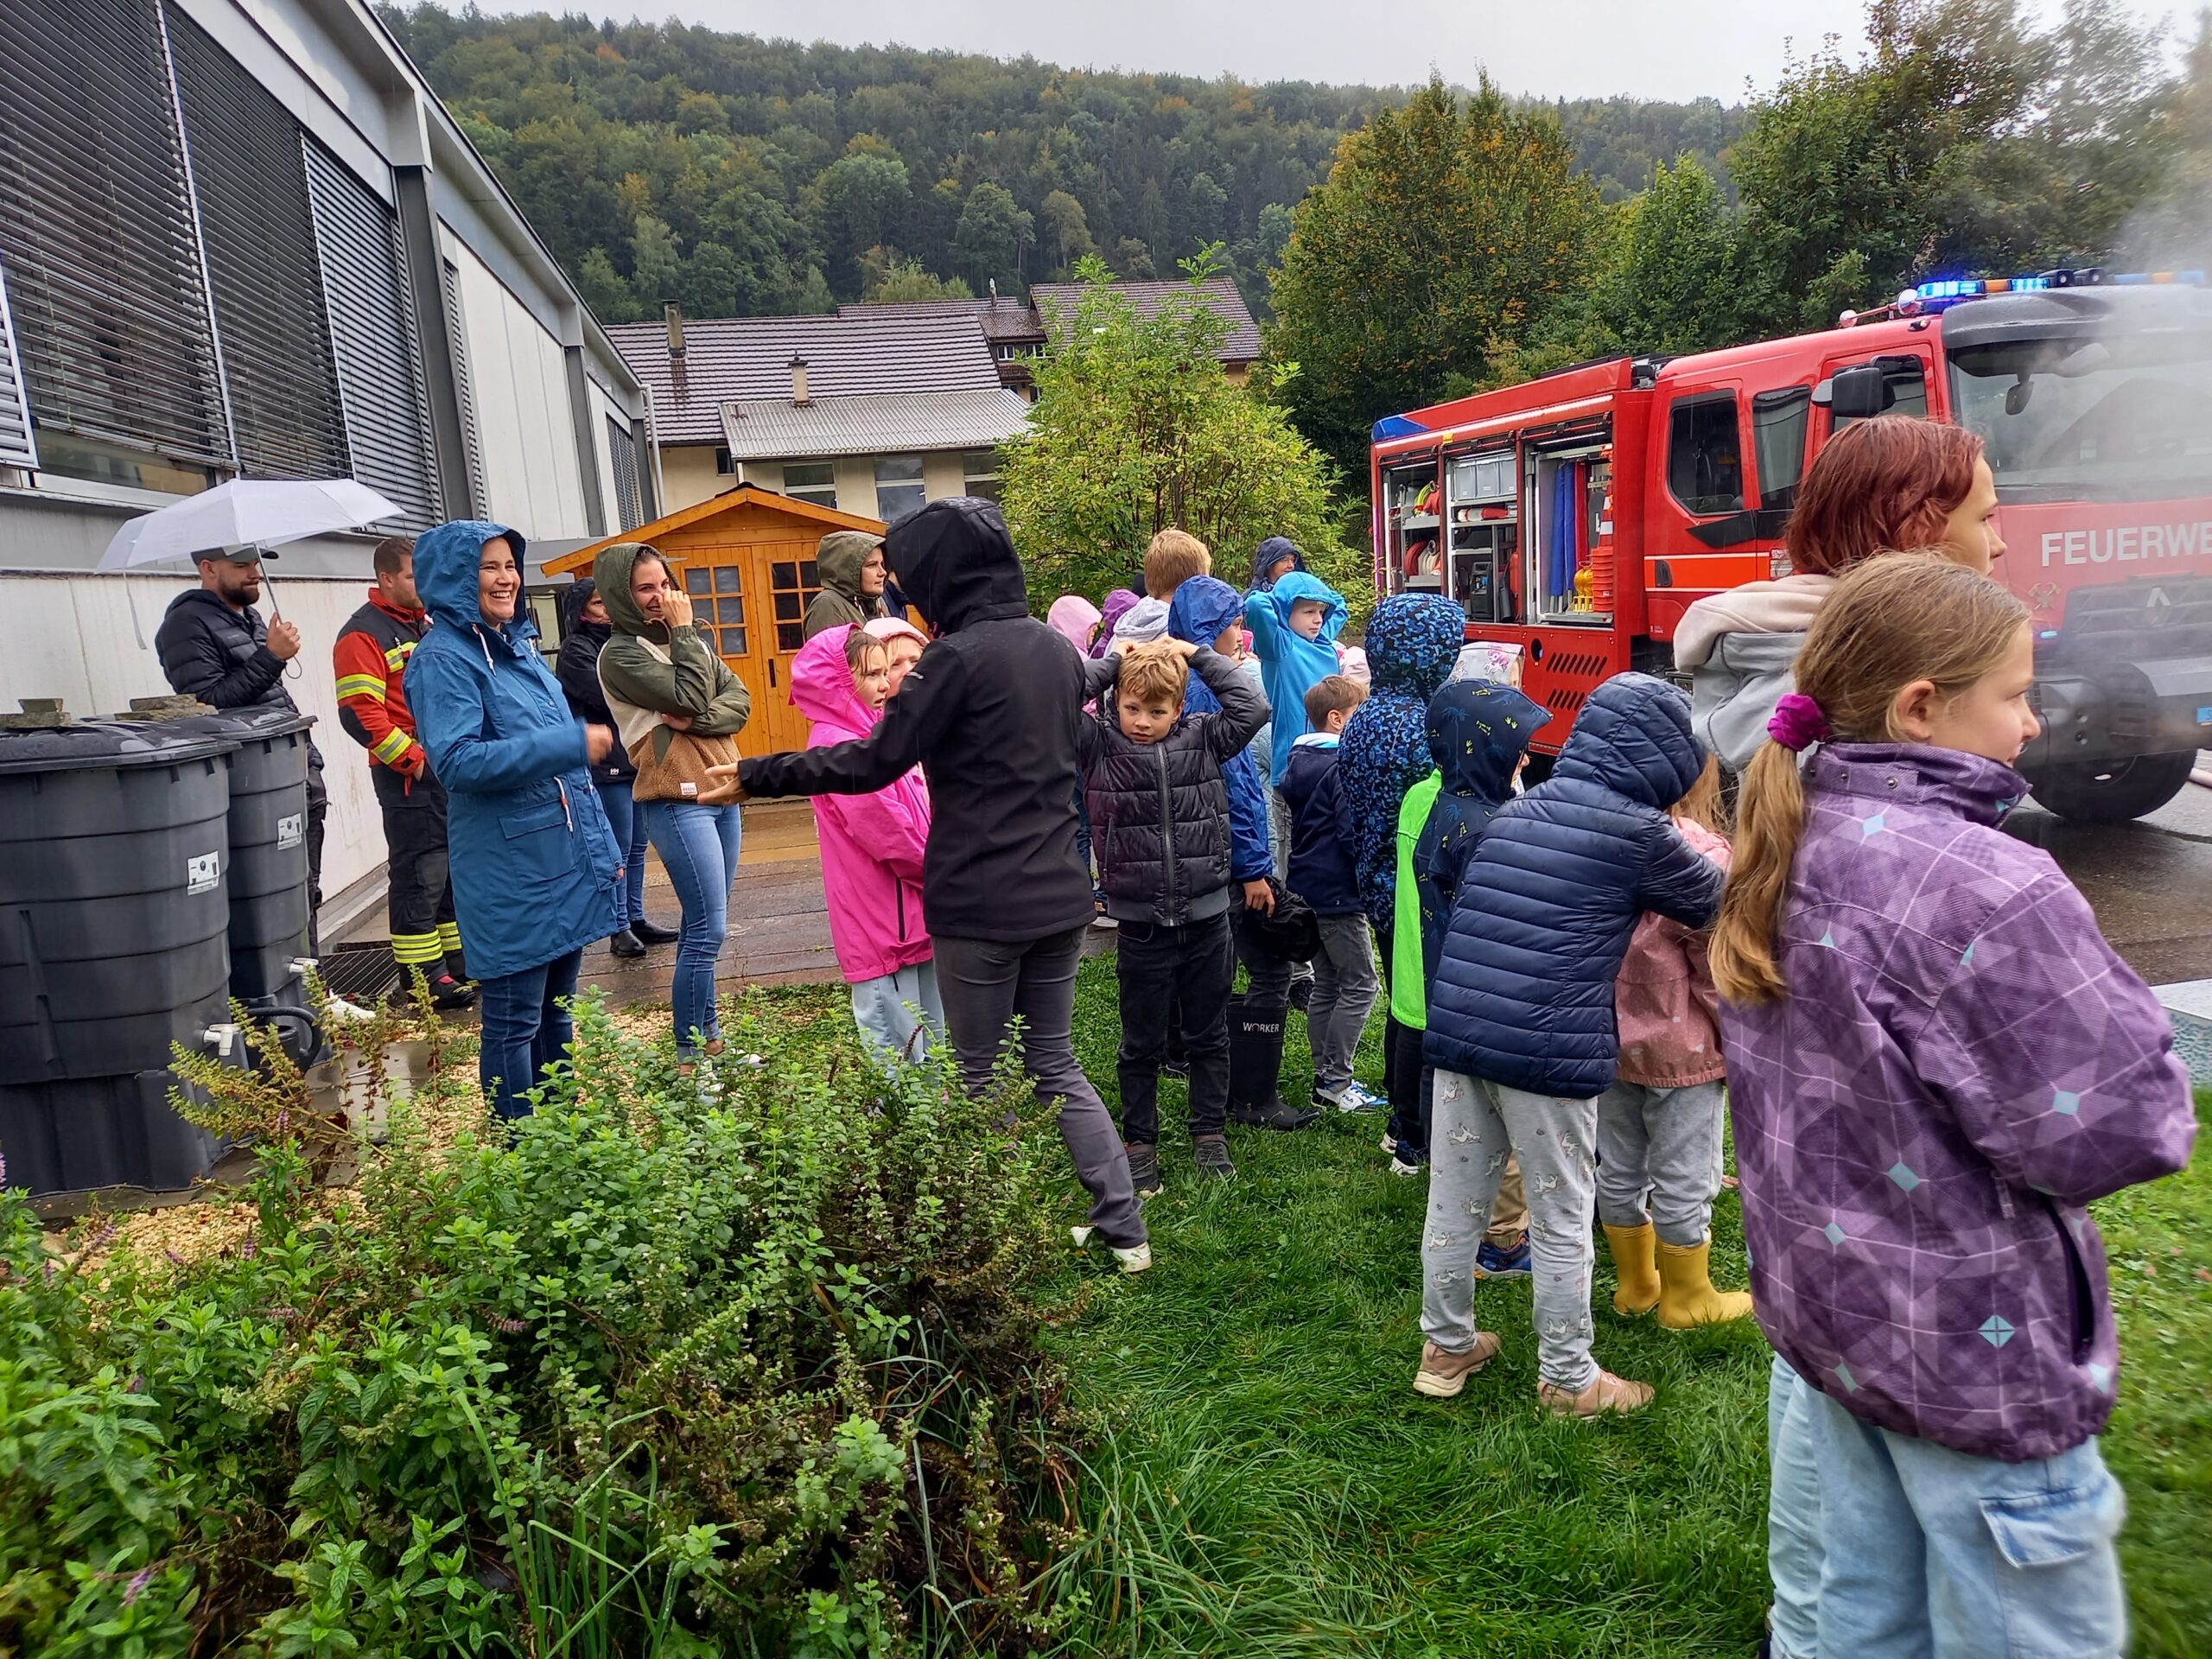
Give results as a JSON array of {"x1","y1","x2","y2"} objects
[{"x1": 404, "y1": 521, "x2": 622, "y2": 1120}]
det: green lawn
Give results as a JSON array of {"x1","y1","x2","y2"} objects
[{"x1": 1023, "y1": 955, "x2": 2212, "y2": 1658}]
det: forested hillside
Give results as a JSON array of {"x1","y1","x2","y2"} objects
[{"x1": 377, "y1": 5, "x2": 1738, "y2": 322}]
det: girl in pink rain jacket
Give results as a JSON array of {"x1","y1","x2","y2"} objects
[{"x1": 790, "y1": 625, "x2": 943, "y2": 1064}]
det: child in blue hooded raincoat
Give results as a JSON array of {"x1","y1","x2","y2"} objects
[
  {"x1": 404, "y1": 520, "x2": 622, "y2": 1121},
  {"x1": 1243, "y1": 572, "x2": 1349, "y2": 782}
]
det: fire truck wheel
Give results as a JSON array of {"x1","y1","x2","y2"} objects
[{"x1": 2026, "y1": 750, "x2": 2197, "y2": 824}]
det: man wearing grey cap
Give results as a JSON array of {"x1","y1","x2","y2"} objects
[{"x1": 156, "y1": 544, "x2": 327, "y2": 947}]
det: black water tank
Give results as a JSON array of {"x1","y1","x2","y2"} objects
[
  {"x1": 188, "y1": 709, "x2": 315, "y2": 1001},
  {"x1": 0, "y1": 721, "x2": 238, "y2": 1085}
]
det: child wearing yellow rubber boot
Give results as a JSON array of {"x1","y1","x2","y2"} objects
[{"x1": 1598, "y1": 757, "x2": 1754, "y2": 1328}]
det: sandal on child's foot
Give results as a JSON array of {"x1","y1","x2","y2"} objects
[
  {"x1": 1413, "y1": 1333, "x2": 1501, "y2": 1397},
  {"x1": 1539, "y1": 1370, "x2": 1654, "y2": 1418}
]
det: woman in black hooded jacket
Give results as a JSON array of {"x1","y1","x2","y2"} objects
[
  {"x1": 722, "y1": 498, "x2": 1150, "y2": 1270},
  {"x1": 555, "y1": 577, "x2": 672, "y2": 956}
]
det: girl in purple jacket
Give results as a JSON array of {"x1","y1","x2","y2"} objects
[{"x1": 1713, "y1": 555, "x2": 2195, "y2": 1659}]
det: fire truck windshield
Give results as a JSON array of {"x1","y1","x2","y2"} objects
[{"x1": 1948, "y1": 333, "x2": 2212, "y2": 504}]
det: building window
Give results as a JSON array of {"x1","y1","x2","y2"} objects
[
  {"x1": 961, "y1": 448, "x2": 1001, "y2": 502},
  {"x1": 771, "y1": 556, "x2": 822, "y2": 652},
  {"x1": 783, "y1": 460, "x2": 836, "y2": 509},
  {"x1": 715, "y1": 445, "x2": 734, "y2": 476},
  {"x1": 607, "y1": 415, "x2": 642, "y2": 530},
  {"x1": 683, "y1": 564, "x2": 748, "y2": 658},
  {"x1": 874, "y1": 454, "x2": 926, "y2": 522}
]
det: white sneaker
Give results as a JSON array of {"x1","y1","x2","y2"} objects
[
  {"x1": 1316, "y1": 1081, "x2": 1386, "y2": 1113},
  {"x1": 1379, "y1": 1134, "x2": 1397, "y2": 1155},
  {"x1": 1070, "y1": 1225, "x2": 1153, "y2": 1274},
  {"x1": 1091, "y1": 913, "x2": 1119, "y2": 930},
  {"x1": 1389, "y1": 1155, "x2": 1426, "y2": 1178},
  {"x1": 324, "y1": 995, "x2": 378, "y2": 1023}
]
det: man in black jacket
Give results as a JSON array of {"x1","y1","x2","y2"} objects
[
  {"x1": 156, "y1": 546, "x2": 327, "y2": 949},
  {"x1": 725, "y1": 498, "x2": 1149, "y2": 1271}
]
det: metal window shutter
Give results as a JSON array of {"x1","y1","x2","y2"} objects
[
  {"x1": 607, "y1": 414, "x2": 641, "y2": 530},
  {"x1": 163, "y1": 3, "x2": 348, "y2": 481},
  {"x1": 302, "y1": 142, "x2": 438, "y2": 527},
  {"x1": 0, "y1": 0, "x2": 228, "y2": 466},
  {"x1": 0, "y1": 248, "x2": 37, "y2": 468},
  {"x1": 442, "y1": 259, "x2": 487, "y2": 512}
]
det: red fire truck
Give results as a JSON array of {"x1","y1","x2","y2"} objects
[{"x1": 1370, "y1": 270, "x2": 2212, "y2": 820}]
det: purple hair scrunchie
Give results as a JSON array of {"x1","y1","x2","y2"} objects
[{"x1": 1767, "y1": 692, "x2": 1832, "y2": 753}]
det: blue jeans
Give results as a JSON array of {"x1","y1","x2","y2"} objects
[
  {"x1": 645, "y1": 800, "x2": 741, "y2": 1059},
  {"x1": 594, "y1": 779, "x2": 650, "y2": 931},
  {"x1": 1804, "y1": 1382, "x2": 2127, "y2": 1659},
  {"x1": 1767, "y1": 1356, "x2": 1825, "y2": 1659},
  {"x1": 477, "y1": 948, "x2": 582, "y2": 1122}
]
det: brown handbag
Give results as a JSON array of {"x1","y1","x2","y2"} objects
[{"x1": 629, "y1": 722, "x2": 740, "y2": 803}]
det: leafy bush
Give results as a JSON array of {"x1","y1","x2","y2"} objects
[{"x1": 0, "y1": 992, "x2": 1088, "y2": 1656}]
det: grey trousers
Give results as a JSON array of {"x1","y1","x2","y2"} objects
[
  {"x1": 932, "y1": 927, "x2": 1146, "y2": 1249},
  {"x1": 1592, "y1": 1078, "x2": 1728, "y2": 1246},
  {"x1": 1306, "y1": 913, "x2": 1380, "y2": 1093},
  {"x1": 1423, "y1": 1070, "x2": 1600, "y2": 1390}
]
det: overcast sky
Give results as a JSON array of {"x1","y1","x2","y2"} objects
[{"x1": 529, "y1": 0, "x2": 2186, "y2": 103}]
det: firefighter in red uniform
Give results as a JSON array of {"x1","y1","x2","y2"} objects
[{"x1": 334, "y1": 536, "x2": 475, "y2": 1009}]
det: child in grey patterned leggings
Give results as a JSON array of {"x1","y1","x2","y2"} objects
[{"x1": 1596, "y1": 760, "x2": 1754, "y2": 1327}]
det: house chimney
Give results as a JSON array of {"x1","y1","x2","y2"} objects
[
  {"x1": 664, "y1": 301, "x2": 685, "y2": 359},
  {"x1": 789, "y1": 354, "x2": 810, "y2": 406},
  {"x1": 988, "y1": 277, "x2": 999, "y2": 304}
]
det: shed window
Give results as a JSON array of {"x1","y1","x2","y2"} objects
[
  {"x1": 1667, "y1": 395, "x2": 1745, "y2": 516},
  {"x1": 683, "y1": 564, "x2": 747, "y2": 658}
]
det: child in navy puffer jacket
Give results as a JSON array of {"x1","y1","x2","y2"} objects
[{"x1": 1415, "y1": 672, "x2": 1724, "y2": 1419}]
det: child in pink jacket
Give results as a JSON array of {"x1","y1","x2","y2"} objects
[
  {"x1": 791, "y1": 625, "x2": 944, "y2": 1065},
  {"x1": 1595, "y1": 758, "x2": 1753, "y2": 1328}
]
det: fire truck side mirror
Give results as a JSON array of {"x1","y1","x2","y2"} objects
[{"x1": 1812, "y1": 365, "x2": 1891, "y2": 420}]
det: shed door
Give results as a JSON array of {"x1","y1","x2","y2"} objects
[
  {"x1": 680, "y1": 558, "x2": 772, "y2": 760},
  {"x1": 758, "y1": 543, "x2": 824, "y2": 753}
]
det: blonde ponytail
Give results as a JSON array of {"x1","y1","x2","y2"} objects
[
  {"x1": 1711, "y1": 741, "x2": 1807, "y2": 1003},
  {"x1": 1709, "y1": 552, "x2": 2030, "y2": 1006}
]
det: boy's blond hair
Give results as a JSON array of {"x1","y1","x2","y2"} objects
[
  {"x1": 1117, "y1": 639, "x2": 1189, "y2": 709},
  {"x1": 1303, "y1": 674, "x2": 1366, "y2": 728},
  {"x1": 1144, "y1": 529, "x2": 1211, "y2": 598}
]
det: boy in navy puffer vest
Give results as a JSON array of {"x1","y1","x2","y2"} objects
[
  {"x1": 1082, "y1": 639, "x2": 1269, "y2": 1192},
  {"x1": 1415, "y1": 673, "x2": 1724, "y2": 1418}
]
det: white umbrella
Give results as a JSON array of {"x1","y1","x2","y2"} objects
[{"x1": 99, "y1": 478, "x2": 404, "y2": 571}]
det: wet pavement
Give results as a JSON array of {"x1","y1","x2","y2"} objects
[{"x1": 2008, "y1": 757, "x2": 2212, "y2": 987}]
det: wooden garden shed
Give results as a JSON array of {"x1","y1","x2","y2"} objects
[{"x1": 546, "y1": 486, "x2": 889, "y2": 758}]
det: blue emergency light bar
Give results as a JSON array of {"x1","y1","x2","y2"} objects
[{"x1": 1914, "y1": 268, "x2": 2207, "y2": 308}]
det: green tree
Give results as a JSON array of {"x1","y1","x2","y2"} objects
[
  {"x1": 1600, "y1": 156, "x2": 1746, "y2": 353},
  {"x1": 1039, "y1": 189, "x2": 1096, "y2": 275},
  {"x1": 1001, "y1": 251, "x2": 1357, "y2": 607},
  {"x1": 857, "y1": 249, "x2": 975, "y2": 302},
  {"x1": 629, "y1": 213, "x2": 682, "y2": 307},
  {"x1": 1266, "y1": 75, "x2": 1603, "y2": 475},
  {"x1": 953, "y1": 181, "x2": 1036, "y2": 291},
  {"x1": 1732, "y1": 0, "x2": 2179, "y2": 329},
  {"x1": 809, "y1": 149, "x2": 912, "y2": 296}
]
